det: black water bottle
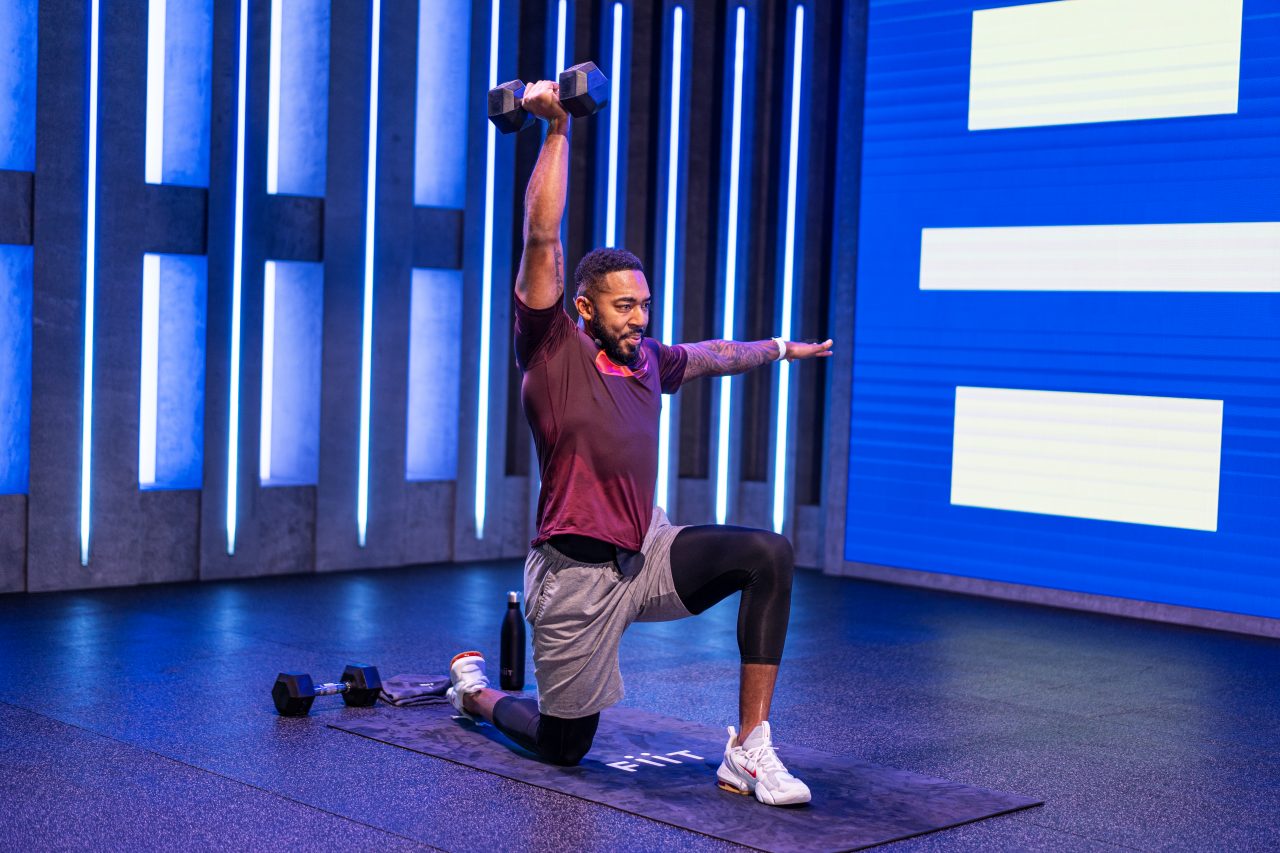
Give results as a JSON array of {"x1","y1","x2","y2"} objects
[{"x1": 500, "y1": 590, "x2": 525, "y2": 690}]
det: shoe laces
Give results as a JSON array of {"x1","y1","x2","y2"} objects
[{"x1": 740, "y1": 741, "x2": 790, "y2": 778}]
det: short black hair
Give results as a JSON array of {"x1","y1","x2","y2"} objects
[{"x1": 574, "y1": 248, "x2": 644, "y2": 299}]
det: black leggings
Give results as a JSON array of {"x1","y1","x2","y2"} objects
[
  {"x1": 668, "y1": 524, "x2": 794, "y2": 666},
  {"x1": 493, "y1": 696, "x2": 600, "y2": 766},
  {"x1": 491, "y1": 525, "x2": 795, "y2": 766}
]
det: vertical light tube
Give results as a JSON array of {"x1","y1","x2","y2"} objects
[
  {"x1": 357, "y1": 0, "x2": 382, "y2": 547},
  {"x1": 139, "y1": 256, "x2": 161, "y2": 487},
  {"x1": 555, "y1": 0, "x2": 567, "y2": 72},
  {"x1": 227, "y1": 0, "x2": 250, "y2": 555},
  {"x1": 772, "y1": 4, "x2": 803, "y2": 535},
  {"x1": 80, "y1": 0, "x2": 102, "y2": 565},
  {"x1": 476, "y1": 0, "x2": 500, "y2": 539},
  {"x1": 259, "y1": 261, "x2": 276, "y2": 483},
  {"x1": 604, "y1": 2, "x2": 623, "y2": 247},
  {"x1": 551, "y1": 0, "x2": 570, "y2": 250},
  {"x1": 715, "y1": 6, "x2": 746, "y2": 526},
  {"x1": 145, "y1": 0, "x2": 167, "y2": 184},
  {"x1": 655, "y1": 4, "x2": 683, "y2": 511},
  {"x1": 266, "y1": 0, "x2": 283, "y2": 194}
]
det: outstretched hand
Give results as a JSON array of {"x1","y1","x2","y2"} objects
[
  {"x1": 522, "y1": 80, "x2": 568, "y2": 123},
  {"x1": 782, "y1": 339, "x2": 834, "y2": 362}
]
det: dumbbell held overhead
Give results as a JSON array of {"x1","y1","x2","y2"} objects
[
  {"x1": 272, "y1": 664, "x2": 381, "y2": 717},
  {"x1": 487, "y1": 61, "x2": 609, "y2": 134}
]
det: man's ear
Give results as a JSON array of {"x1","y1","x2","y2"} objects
[{"x1": 574, "y1": 294, "x2": 593, "y2": 321}]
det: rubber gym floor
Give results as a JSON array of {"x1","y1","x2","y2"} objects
[{"x1": 2, "y1": 560, "x2": 1278, "y2": 851}]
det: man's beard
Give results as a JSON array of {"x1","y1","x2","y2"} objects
[{"x1": 588, "y1": 314, "x2": 644, "y2": 367}]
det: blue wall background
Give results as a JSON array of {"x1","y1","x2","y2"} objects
[
  {"x1": 159, "y1": 0, "x2": 213, "y2": 186},
  {"x1": 0, "y1": 0, "x2": 36, "y2": 172},
  {"x1": 0, "y1": 245, "x2": 32, "y2": 495},
  {"x1": 846, "y1": 0, "x2": 1280, "y2": 618},
  {"x1": 151, "y1": 253, "x2": 207, "y2": 490}
]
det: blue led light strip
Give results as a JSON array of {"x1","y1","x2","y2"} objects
[
  {"x1": 266, "y1": 0, "x2": 283, "y2": 194},
  {"x1": 476, "y1": 0, "x2": 500, "y2": 539},
  {"x1": 145, "y1": 0, "x2": 166, "y2": 184},
  {"x1": 226, "y1": 0, "x2": 250, "y2": 555},
  {"x1": 553, "y1": 0, "x2": 569, "y2": 249},
  {"x1": 715, "y1": 5, "x2": 746, "y2": 526},
  {"x1": 605, "y1": 2, "x2": 623, "y2": 247},
  {"x1": 656, "y1": 4, "x2": 683, "y2": 511},
  {"x1": 80, "y1": 0, "x2": 102, "y2": 565},
  {"x1": 772, "y1": 4, "x2": 803, "y2": 536},
  {"x1": 140, "y1": 255, "x2": 161, "y2": 487},
  {"x1": 555, "y1": 0, "x2": 567, "y2": 72},
  {"x1": 357, "y1": 0, "x2": 382, "y2": 548},
  {"x1": 259, "y1": 261, "x2": 276, "y2": 483}
]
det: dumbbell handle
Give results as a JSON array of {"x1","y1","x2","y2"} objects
[
  {"x1": 503, "y1": 83, "x2": 548, "y2": 107},
  {"x1": 312, "y1": 681, "x2": 351, "y2": 697},
  {"x1": 507, "y1": 77, "x2": 583, "y2": 106}
]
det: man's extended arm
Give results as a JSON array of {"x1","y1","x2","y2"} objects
[
  {"x1": 515, "y1": 82, "x2": 570, "y2": 310},
  {"x1": 680, "y1": 338, "x2": 834, "y2": 382}
]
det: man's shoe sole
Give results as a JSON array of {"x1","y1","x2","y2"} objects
[{"x1": 716, "y1": 779, "x2": 750, "y2": 795}]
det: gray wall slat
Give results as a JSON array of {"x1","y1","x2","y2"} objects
[
  {"x1": 200, "y1": 0, "x2": 286, "y2": 580},
  {"x1": 0, "y1": 170, "x2": 34, "y2": 245},
  {"x1": 314, "y1": 0, "x2": 376, "y2": 570},
  {"x1": 451, "y1": 0, "x2": 519, "y2": 562},
  {"x1": 28, "y1": 0, "x2": 95, "y2": 589},
  {"x1": 413, "y1": 207, "x2": 463, "y2": 270},
  {"x1": 264, "y1": 194, "x2": 324, "y2": 262},
  {"x1": 823, "y1": 1, "x2": 865, "y2": 575},
  {"x1": 0, "y1": 494, "x2": 25, "y2": 592}
]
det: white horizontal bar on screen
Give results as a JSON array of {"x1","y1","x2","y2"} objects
[
  {"x1": 919, "y1": 223, "x2": 1280, "y2": 292},
  {"x1": 968, "y1": 0, "x2": 1243, "y2": 131},
  {"x1": 951, "y1": 387, "x2": 1223, "y2": 531}
]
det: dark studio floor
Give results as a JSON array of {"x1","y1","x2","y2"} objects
[{"x1": 2, "y1": 560, "x2": 1278, "y2": 852}]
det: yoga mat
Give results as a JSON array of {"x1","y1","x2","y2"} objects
[{"x1": 331, "y1": 705, "x2": 1041, "y2": 852}]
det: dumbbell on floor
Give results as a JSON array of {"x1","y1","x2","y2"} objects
[
  {"x1": 488, "y1": 61, "x2": 609, "y2": 134},
  {"x1": 272, "y1": 664, "x2": 382, "y2": 717}
]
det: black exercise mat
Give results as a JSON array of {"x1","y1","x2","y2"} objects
[{"x1": 332, "y1": 704, "x2": 1040, "y2": 852}]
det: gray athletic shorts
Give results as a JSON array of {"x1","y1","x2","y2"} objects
[{"x1": 524, "y1": 507, "x2": 692, "y2": 718}]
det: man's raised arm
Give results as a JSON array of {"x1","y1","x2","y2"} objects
[
  {"x1": 515, "y1": 81, "x2": 570, "y2": 310},
  {"x1": 679, "y1": 337, "x2": 834, "y2": 383}
]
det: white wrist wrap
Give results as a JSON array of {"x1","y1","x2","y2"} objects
[{"x1": 772, "y1": 336, "x2": 787, "y2": 361}]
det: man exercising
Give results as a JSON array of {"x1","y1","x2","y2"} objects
[{"x1": 447, "y1": 79, "x2": 832, "y2": 806}]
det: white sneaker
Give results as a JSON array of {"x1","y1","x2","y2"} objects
[
  {"x1": 716, "y1": 721, "x2": 812, "y2": 805},
  {"x1": 446, "y1": 651, "x2": 489, "y2": 720}
]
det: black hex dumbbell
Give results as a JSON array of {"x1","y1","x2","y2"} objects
[
  {"x1": 487, "y1": 61, "x2": 609, "y2": 134},
  {"x1": 272, "y1": 664, "x2": 381, "y2": 717}
]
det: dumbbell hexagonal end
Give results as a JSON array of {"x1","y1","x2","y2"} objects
[
  {"x1": 340, "y1": 664, "x2": 382, "y2": 708},
  {"x1": 559, "y1": 62, "x2": 609, "y2": 118},
  {"x1": 487, "y1": 80, "x2": 534, "y2": 134},
  {"x1": 273, "y1": 672, "x2": 317, "y2": 717}
]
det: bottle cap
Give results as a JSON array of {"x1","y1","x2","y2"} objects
[{"x1": 508, "y1": 591, "x2": 520, "y2": 604}]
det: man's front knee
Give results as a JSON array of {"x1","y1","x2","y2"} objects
[{"x1": 761, "y1": 532, "x2": 794, "y2": 578}]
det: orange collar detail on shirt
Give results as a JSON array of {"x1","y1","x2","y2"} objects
[{"x1": 594, "y1": 347, "x2": 649, "y2": 379}]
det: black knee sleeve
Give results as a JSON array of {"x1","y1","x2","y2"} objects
[
  {"x1": 737, "y1": 531, "x2": 793, "y2": 665},
  {"x1": 758, "y1": 532, "x2": 795, "y2": 585},
  {"x1": 671, "y1": 526, "x2": 795, "y2": 665},
  {"x1": 492, "y1": 697, "x2": 599, "y2": 766}
]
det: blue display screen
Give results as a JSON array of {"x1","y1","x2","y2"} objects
[{"x1": 846, "y1": 0, "x2": 1280, "y2": 617}]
